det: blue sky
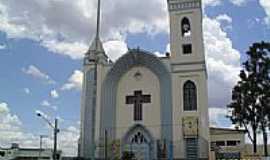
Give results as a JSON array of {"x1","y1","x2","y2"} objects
[{"x1": 0, "y1": 0, "x2": 270, "y2": 155}]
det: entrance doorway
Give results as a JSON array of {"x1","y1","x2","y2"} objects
[{"x1": 123, "y1": 125, "x2": 153, "y2": 160}]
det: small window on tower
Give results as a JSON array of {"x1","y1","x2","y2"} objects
[
  {"x1": 181, "y1": 17, "x2": 191, "y2": 37},
  {"x1": 227, "y1": 140, "x2": 238, "y2": 146},
  {"x1": 216, "y1": 141, "x2": 225, "y2": 146},
  {"x1": 183, "y1": 44, "x2": 192, "y2": 54}
]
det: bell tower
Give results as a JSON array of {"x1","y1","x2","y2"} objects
[
  {"x1": 168, "y1": 0, "x2": 209, "y2": 159},
  {"x1": 168, "y1": 0, "x2": 205, "y2": 64}
]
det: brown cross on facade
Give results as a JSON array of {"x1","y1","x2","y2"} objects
[{"x1": 126, "y1": 90, "x2": 151, "y2": 121}]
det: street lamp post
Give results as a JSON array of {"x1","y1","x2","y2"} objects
[
  {"x1": 53, "y1": 119, "x2": 59, "y2": 160},
  {"x1": 37, "y1": 113, "x2": 60, "y2": 160}
]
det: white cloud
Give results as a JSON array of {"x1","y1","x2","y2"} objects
[
  {"x1": 0, "y1": 102, "x2": 9, "y2": 114},
  {"x1": 50, "y1": 89, "x2": 59, "y2": 99},
  {"x1": 62, "y1": 70, "x2": 83, "y2": 91},
  {"x1": 23, "y1": 88, "x2": 31, "y2": 95},
  {"x1": 41, "y1": 100, "x2": 51, "y2": 107},
  {"x1": 0, "y1": 0, "x2": 168, "y2": 59},
  {"x1": 22, "y1": 65, "x2": 55, "y2": 84},
  {"x1": 152, "y1": 43, "x2": 171, "y2": 57},
  {"x1": 230, "y1": 0, "x2": 247, "y2": 6},
  {"x1": 51, "y1": 105, "x2": 58, "y2": 111},
  {"x1": 103, "y1": 40, "x2": 128, "y2": 61},
  {"x1": 0, "y1": 0, "x2": 247, "y2": 61},
  {"x1": 42, "y1": 40, "x2": 88, "y2": 60},
  {"x1": 216, "y1": 14, "x2": 232, "y2": 24},
  {"x1": 166, "y1": 43, "x2": 170, "y2": 53},
  {"x1": 0, "y1": 102, "x2": 33, "y2": 148},
  {"x1": 40, "y1": 100, "x2": 57, "y2": 110},
  {"x1": 154, "y1": 51, "x2": 166, "y2": 57},
  {"x1": 209, "y1": 107, "x2": 233, "y2": 128},
  {"x1": 216, "y1": 14, "x2": 233, "y2": 30},
  {"x1": 246, "y1": 17, "x2": 262, "y2": 29},
  {"x1": 203, "y1": 0, "x2": 247, "y2": 7},
  {"x1": 260, "y1": 0, "x2": 270, "y2": 26},
  {"x1": 0, "y1": 103, "x2": 22, "y2": 128},
  {"x1": 209, "y1": 107, "x2": 226, "y2": 127},
  {"x1": 203, "y1": 15, "x2": 241, "y2": 108},
  {"x1": 203, "y1": 0, "x2": 222, "y2": 7},
  {"x1": 58, "y1": 126, "x2": 80, "y2": 156},
  {"x1": 0, "y1": 44, "x2": 6, "y2": 50}
]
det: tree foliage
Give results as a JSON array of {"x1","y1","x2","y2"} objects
[{"x1": 227, "y1": 42, "x2": 270, "y2": 155}]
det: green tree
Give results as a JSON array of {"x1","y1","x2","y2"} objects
[
  {"x1": 121, "y1": 151, "x2": 135, "y2": 160},
  {"x1": 227, "y1": 42, "x2": 270, "y2": 155},
  {"x1": 253, "y1": 42, "x2": 270, "y2": 157}
]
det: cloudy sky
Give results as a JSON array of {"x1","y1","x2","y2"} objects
[{"x1": 0, "y1": 0, "x2": 270, "y2": 156}]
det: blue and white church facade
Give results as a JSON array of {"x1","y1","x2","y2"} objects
[{"x1": 79, "y1": 0, "x2": 210, "y2": 159}]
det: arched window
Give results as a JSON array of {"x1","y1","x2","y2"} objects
[
  {"x1": 131, "y1": 132, "x2": 148, "y2": 144},
  {"x1": 183, "y1": 81, "x2": 197, "y2": 111},
  {"x1": 181, "y1": 17, "x2": 191, "y2": 37}
]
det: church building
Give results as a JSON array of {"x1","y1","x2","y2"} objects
[{"x1": 79, "y1": 0, "x2": 210, "y2": 159}]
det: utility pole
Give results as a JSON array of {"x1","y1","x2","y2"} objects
[
  {"x1": 39, "y1": 135, "x2": 48, "y2": 160},
  {"x1": 105, "y1": 129, "x2": 108, "y2": 160}
]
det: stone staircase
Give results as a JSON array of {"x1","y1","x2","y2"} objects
[{"x1": 186, "y1": 138, "x2": 198, "y2": 160}]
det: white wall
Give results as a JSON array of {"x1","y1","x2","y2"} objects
[{"x1": 116, "y1": 66, "x2": 161, "y2": 140}]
